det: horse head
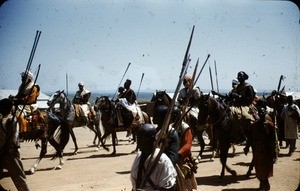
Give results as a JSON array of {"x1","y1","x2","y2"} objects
[
  {"x1": 152, "y1": 90, "x2": 172, "y2": 107},
  {"x1": 197, "y1": 94, "x2": 211, "y2": 125},
  {"x1": 95, "y1": 96, "x2": 112, "y2": 112},
  {"x1": 47, "y1": 90, "x2": 66, "y2": 109}
]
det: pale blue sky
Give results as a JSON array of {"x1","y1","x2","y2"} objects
[{"x1": 0, "y1": 0, "x2": 299, "y2": 94}]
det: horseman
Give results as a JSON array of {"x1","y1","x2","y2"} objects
[
  {"x1": 9, "y1": 70, "x2": 40, "y2": 133},
  {"x1": 177, "y1": 75, "x2": 201, "y2": 137},
  {"x1": 230, "y1": 71, "x2": 256, "y2": 144},
  {"x1": 72, "y1": 82, "x2": 91, "y2": 123},
  {"x1": 116, "y1": 79, "x2": 138, "y2": 126}
]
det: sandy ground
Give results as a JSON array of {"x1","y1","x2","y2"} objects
[{"x1": 1, "y1": 127, "x2": 299, "y2": 191}]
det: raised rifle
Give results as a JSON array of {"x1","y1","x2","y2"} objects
[
  {"x1": 112, "y1": 62, "x2": 131, "y2": 100},
  {"x1": 138, "y1": 25, "x2": 195, "y2": 189}
]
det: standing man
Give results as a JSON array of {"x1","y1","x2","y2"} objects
[
  {"x1": 251, "y1": 104, "x2": 278, "y2": 191},
  {"x1": 0, "y1": 98, "x2": 30, "y2": 191},
  {"x1": 130, "y1": 123, "x2": 177, "y2": 190},
  {"x1": 176, "y1": 119, "x2": 198, "y2": 190},
  {"x1": 9, "y1": 70, "x2": 40, "y2": 133},
  {"x1": 281, "y1": 95, "x2": 300, "y2": 155}
]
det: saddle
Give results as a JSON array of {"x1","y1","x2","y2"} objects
[
  {"x1": 74, "y1": 104, "x2": 91, "y2": 123},
  {"x1": 18, "y1": 109, "x2": 47, "y2": 133}
]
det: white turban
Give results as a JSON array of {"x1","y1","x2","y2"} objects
[{"x1": 21, "y1": 70, "x2": 34, "y2": 81}]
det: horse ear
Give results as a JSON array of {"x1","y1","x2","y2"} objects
[{"x1": 61, "y1": 90, "x2": 64, "y2": 93}]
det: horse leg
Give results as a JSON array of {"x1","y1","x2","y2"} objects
[
  {"x1": 111, "y1": 131, "x2": 117, "y2": 155},
  {"x1": 97, "y1": 131, "x2": 110, "y2": 152},
  {"x1": 246, "y1": 147, "x2": 255, "y2": 176},
  {"x1": 197, "y1": 130, "x2": 205, "y2": 160},
  {"x1": 68, "y1": 126, "x2": 78, "y2": 154},
  {"x1": 29, "y1": 139, "x2": 47, "y2": 174},
  {"x1": 219, "y1": 141, "x2": 236, "y2": 178}
]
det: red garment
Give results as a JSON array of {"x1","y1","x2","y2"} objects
[{"x1": 178, "y1": 128, "x2": 193, "y2": 160}]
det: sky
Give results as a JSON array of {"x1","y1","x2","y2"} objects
[{"x1": 0, "y1": 0, "x2": 299, "y2": 94}]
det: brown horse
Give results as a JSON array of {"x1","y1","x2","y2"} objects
[
  {"x1": 94, "y1": 96, "x2": 150, "y2": 155},
  {"x1": 15, "y1": 108, "x2": 68, "y2": 174},
  {"x1": 47, "y1": 90, "x2": 101, "y2": 154},
  {"x1": 197, "y1": 94, "x2": 254, "y2": 178}
]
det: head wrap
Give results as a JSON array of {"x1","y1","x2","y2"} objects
[
  {"x1": 183, "y1": 76, "x2": 193, "y2": 85},
  {"x1": 125, "y1": 79, "x2": 132, "y2": 85},
  {"x1": 232, "y1": 78, "x2": 239, "y2": 85},
  {"x1": 78, "y1": 82, "x2": 84, "y2": 87},
  {"x1": 21, "y1": 70, "x2": 34, "y2": 82},
  {"x1": 237, "y1": 71, "x2": 249, "y2": 80}
]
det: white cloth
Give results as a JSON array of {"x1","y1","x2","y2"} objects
[
  {"x1": 118, "y1": 98, "x2": 138, "y2": 117},
  {"x1": 281, "y1": 103, "x2": 300, "y2": 139},
  {"x1": 131, "y1": 148, "x2": 177, "y2": 191}
]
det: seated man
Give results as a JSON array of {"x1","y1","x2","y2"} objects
[
  {"x1": 72, "y1": 82, "x2": 91, "y2": 122},
  {"x1": 116, "y1": 79, "x2": 138, "y2": 126},
  {"x1": 9, "y1": 70, "x2": 40, "y2": 133}
]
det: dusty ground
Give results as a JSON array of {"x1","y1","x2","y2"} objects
[{"x1": 1, "y1": 127, "x2": 299, "y2": 191}]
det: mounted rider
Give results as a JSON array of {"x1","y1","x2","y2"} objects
[
  {"x1": 9, "y1": 70, "x2": 40, "y2": 133},
  {"x1": 177, "y1": 76, "x2": 201, "y2": 118},
  {"x1": 72, "y1": 82, "x2": 91, "y2": 123},
  {"x1": 230, "y1": 71, "x2": 256, "y2": 142},
  {"x1": 116, "y1": 79, "x2": 138, "y2": 126}
]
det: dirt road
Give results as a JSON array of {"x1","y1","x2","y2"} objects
[{"x1": 1, "y1": 128, "x2": 299, "y2": 191}]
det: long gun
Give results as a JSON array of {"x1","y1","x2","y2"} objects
[
  {"x1": 209, "y1": 65, "x2": 214, "y2": 91},
  {"x1": 112, "y1": 62, "x2": 131, "y2": 100},
  {"x1": 136, "y1": 73, "x2": 145, "y2": 99},
  {"x1": 193, "y1": 54, "x2": 210, "y2": 86},
  {"x1": 139, "y1": 25, "x2": 195, "y2": 189},
  {"x1": 12, "y1": 31, "x2": 42, "y2": 120},
  {"x1": 24, "y1": 30, "x2": 42, "y2": 80},
  {"x1": 277, "y1": 75, "x2": 284, "y2": 93},
  {"x1": 214, "y1": 60, "x2": 219, "y2": 93}
]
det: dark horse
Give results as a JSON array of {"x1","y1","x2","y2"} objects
[
  {"x1": 197, "y1": 94, "x2": 254, "y2": 178},
  {"x1": 15, "y1": 108, "x2": 68, "y2": 174},
  {"x1": 47, "y1": 90, "x2": 101, "y2": 154},
  {"x1": 151, "y1": 90, "x2": 206, "y2": 159},
  {"x1": 94, "y1": 96, "x2": 150, "y2": 155}
]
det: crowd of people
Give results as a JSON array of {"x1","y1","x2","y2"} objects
[{"x1": 1, "y1": 70, "x2": 299, "y2": 191}]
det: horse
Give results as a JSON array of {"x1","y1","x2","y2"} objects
[
  {"x1": 94, "y1": 96, "x2": 150, "y2": 155},
  {"x1": 151, "y1": 90, "x2": 207, "y2": 160},
  {"x1": 197, "y1": 93, "x2": 254, "y2": 178},
  {"x1": 47, "y1": 90, "x2": 101, "y2": 154},
  {"x1": 15, "y1": 108, "x2": 68, "y2": 174}
]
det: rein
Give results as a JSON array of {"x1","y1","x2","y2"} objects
[{"x1": 208, "y1": 97, "x2": 230, "y2": 127}]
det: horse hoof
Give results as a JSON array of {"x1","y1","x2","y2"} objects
[
  {"x1": 197, "y1": 155, "x2": 201, "y2": 160},
  {"x1": 56, "y1": 165, "x2": 62, "y2": 170},
  {"x1": 29, "y1": 168, "x2": 35, "y2": 174},
  {"x1": 231, "y1": 170, "x2": 237, "y2": 176},
  {"x1": 95, "y1": 147, "x2": 99, "y2": 152},
  {"x1": 210, "y1": 158, "x2": 215, "y2": 162},
  {"x1": 131, "y1": 149, "x2": 138, "y2": 154}
]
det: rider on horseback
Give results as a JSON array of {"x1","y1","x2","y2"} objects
[
  {"x1": 177, "y1": 76, "x2": 201, "y2": 120},
  {"x1": 72, "y1": 82, "x2": 91, "y2": 123},
  {"x1": 116, "y1": 79, "x2": 138, "y2": 126},
  {"x1": 9, "y1": 70, "x2": 40, "y2": 133}
]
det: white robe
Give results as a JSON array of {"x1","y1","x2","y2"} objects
[{"x1": 131, "y1": 148, "x2": 177, "y2": 191}]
